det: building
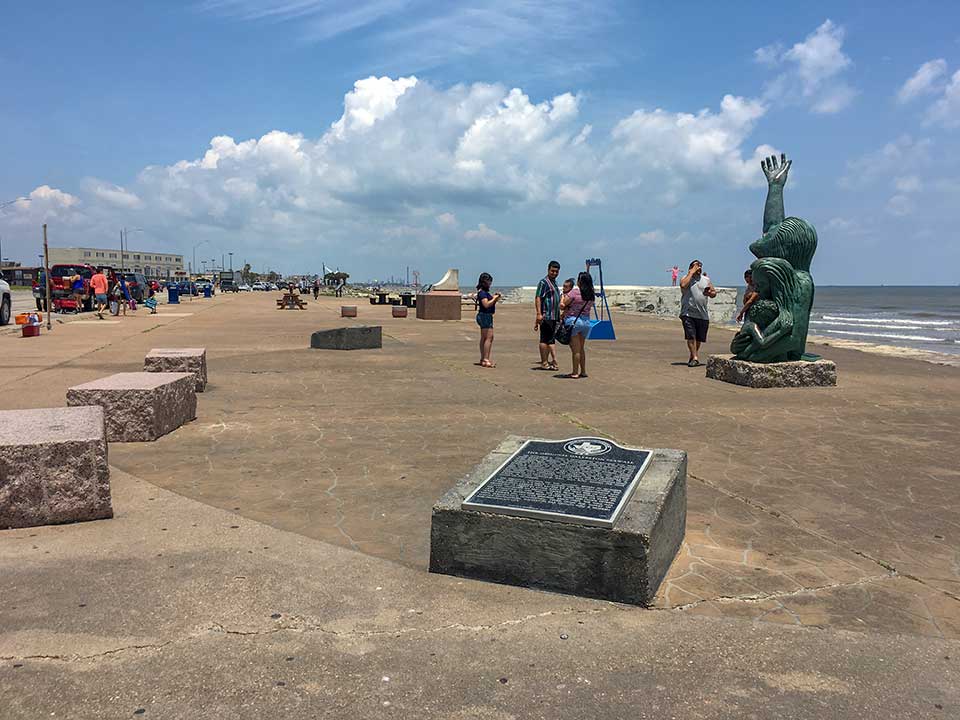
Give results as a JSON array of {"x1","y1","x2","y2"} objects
[
  {"x1": 0, "y1": 262, "x2": 42, "y2": 285},
  {"x1": 47, "y1": 246, "x2": 185, "y2": 279}
]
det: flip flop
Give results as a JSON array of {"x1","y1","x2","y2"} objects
[{"x1": 559, "y1": 373, "x2": 581, "y2": 379}]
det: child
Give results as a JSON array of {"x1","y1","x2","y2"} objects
[
  {"x1": 144, "y1": 283, "x2": 158, "y2": 314},
  {"x1": 562, "y1": 277, "x2": 575, "y2": 297},
  {"x1": 475, "y1": 272, "x2": 500, "y2": 368}
]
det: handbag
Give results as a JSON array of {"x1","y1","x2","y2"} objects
[{"x1": 555, "y1": 304, "x2": 587, "y2": 345}]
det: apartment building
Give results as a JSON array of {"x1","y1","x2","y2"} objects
[{"x1": 47, "y1": 247, "x2": 185, "y2": 279}]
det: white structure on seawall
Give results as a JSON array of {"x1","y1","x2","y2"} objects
[{"x1": 501, "y1": 285, "x2": 737, "y2": 323}]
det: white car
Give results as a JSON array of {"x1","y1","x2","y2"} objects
[
  {"x1": 238, "y1": 283, "x2": 252, "y2": 292},
  {"x1": 0, "y1": 277, "x2": 11, "y2": 325}
]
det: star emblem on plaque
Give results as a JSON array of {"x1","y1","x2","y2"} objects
[{"x1": 563, "y1": 439, "x2": 612, "y2": 456}]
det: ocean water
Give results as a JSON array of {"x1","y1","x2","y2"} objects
[{"x1": 743, "y1": 286, "x2": 960, "y2": 356}]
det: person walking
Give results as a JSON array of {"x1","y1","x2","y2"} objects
[
  {"x1": 90, "y1": 268, "x2": 109, "y2": 319},
  {"x1": 313, "y1": 278, "x2": 320, "y2": 300},
  {"x1": 679, "y1": 259, "x2": 717, "y2": 367},
  {"x1": 558, "y1": 271, "x2": 595, "y2": 379},
  {"x1": 475, "y1": 272, "x2": 500, "y2": 368},
  {"x1": 534, "y1": 260, "x2": 561, "y2": 371}
]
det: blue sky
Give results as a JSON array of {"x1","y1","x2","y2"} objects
[{"x1": 1, "y1": 1, "x2": 958, "y2": 285}]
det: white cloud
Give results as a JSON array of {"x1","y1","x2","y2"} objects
[
  {"x1": 841, "y1": 135, "x2": 933, "y2": 186},
  {"x1": 85, "y1": 179, "x2": 144, "y2": 209},
  {"x1": 556, "y1": 181, "x2": 604, "y2": 206},
  {"x1": 635, "y1": 229, "x2": 666, "y2": 245},
  {"x1": 897, "y1": 59, "x2": 948, "y2": 104},
  {"x1": 463, "y1": 222, "x2": 511, "y2": 243},
  {"x1": 434, "y1": 212, "x2": 458, "y2": 227},
  {"x1": 926, "y1": 69, "x2": 960, "y2": 128},
  {"x1": 610, "y1": 94, "x2": 770, "y2": 189},
  {"x1": 3, "y1": 185, "x2": 82, "y2": 227},
  {"x1": 893, "y1": 175, "x2": 922, "y2": 193},
  {"x1": 886, "y1": 194, "x2": 915, "y2": 216},
  {"x1": 758, "y1": 20, "x2": 856, "y2": 114}
]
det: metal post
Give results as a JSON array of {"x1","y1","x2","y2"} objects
[
  {"x1": 43, "y1": 224, "x2": 51, "y2": 331},
  {"x1": 229, "y1": 252, "x2": 233, "y2": 271}
]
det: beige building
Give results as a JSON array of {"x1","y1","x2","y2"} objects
[{"x1": 48, "y1": 246, "x2": 185, "y2": 279}]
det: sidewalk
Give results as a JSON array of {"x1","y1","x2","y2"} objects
[{"x1": 2, "y1": 293, "x2": 958, "y2": 718}]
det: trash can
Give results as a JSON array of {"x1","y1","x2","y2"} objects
[
  {"x1": 203, "y1": 285, "x2": 212, "y2": 298},
  {"x1": 168, "y1": 285, "x2": 180, "y2": 304}
]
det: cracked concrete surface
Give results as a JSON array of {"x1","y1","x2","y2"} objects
[{"x1": 2, "y1": 293, "x2": 959, "y2": 717}]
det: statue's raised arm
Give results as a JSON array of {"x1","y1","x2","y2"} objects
[{"x1": 761, "y1": 153, "x2": 791, "y2": 234}]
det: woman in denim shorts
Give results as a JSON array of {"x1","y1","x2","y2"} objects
[
  {"x1": 558, "y1": 271, "x2": 595, "y2": 378},
  {"x1": 475, "y1": 272, "x2": 501, "y2": 368}
]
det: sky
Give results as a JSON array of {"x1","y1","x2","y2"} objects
[{"x1": 1, "y1": 1, "x2": 959, "y2": 286}]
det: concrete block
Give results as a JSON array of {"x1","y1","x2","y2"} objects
[
  {"x1": 706, "y1": 354, "x2": 837, "y2": 388},
  {"x1": 67, "y1": 372, "x2": 197, "y2": 442},
  {"x1": 429, "y1": 436, "x2": 686, "y2": 606},
  {"x1": 144, "y1": 348, "x2": 208, "y2": 392},
  {"x1": 392, "y1": 306, "x2": 408, "y2": 318},
  {"x1": 0, "y1": 406, "x2": 112, "y2": 529},
  {"x1": 310, "y1": 326, "x2": 382, "y2": 350},
  {"x1": 341, "y1": 306, "x2": 358, "y2": 318},
  {"x1": 416, "y1": 292, "x2": 462, "y2": 321}
]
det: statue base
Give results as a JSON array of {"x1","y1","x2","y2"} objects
[
  {"x1": 706, "y1": 354, "x2": 836, "y2": 388},
  {"x1": 416, "y1": 291, "x2": 462, "y2": 321}
]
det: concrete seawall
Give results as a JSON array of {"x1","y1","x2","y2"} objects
[{"x1": 502, "y1": 285, "x2": 738, "y2": 323}]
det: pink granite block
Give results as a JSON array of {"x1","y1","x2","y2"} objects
[
  {"x1": 392, "y1": 306, "x2": 408, "y2": 318},
  {"x1": 0, "y1": 406, "x2": 112, "y2": 529},
  {"x1": 144, "y1": 347, "x2": 208, "y2": 392},
  {"x1": 66, "y1": 372, "x2": 197, "y2": 442},
  {"x1": 341, "y1": 306, "x2": 358, "y2": 318}
]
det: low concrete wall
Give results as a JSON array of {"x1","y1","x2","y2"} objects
[{"x1": 501, "y1": 285, "x2": 738, "y2": 323}]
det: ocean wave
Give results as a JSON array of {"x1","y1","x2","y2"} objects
[
  {"x1": 818, "y1": 329, "x2": 946, "y2": 342},
  {"x1": 811, "y1": 320, "x2": 927, "y2": 330},
  {"x1": 820, "y1": 315, "x2": 953, "y2": 327}
]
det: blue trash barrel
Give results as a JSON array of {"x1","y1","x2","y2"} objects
[
  {"x1": 167, "y1": 285, "x2": 180, "y2": 304},
  {"x1": 203, "y1": 285, "x2": 212, "y2": 298}
]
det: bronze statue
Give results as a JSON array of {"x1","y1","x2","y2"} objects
[{"x1": 731, "y1": 153, "x2": 818, "y2": 363}]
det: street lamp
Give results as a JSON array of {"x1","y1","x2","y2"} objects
[
  {"x1": 228, "y1": 252, "x2": 233, "y2": 272},
  {"x1": 121, "y1": 227, "x2": 143, "y2": 272},
  {"x1": 192, "y1": 240, "x2": 207, "y2": 279}
]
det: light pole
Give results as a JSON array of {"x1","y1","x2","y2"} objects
[
  {"x1": 192, "y1": 240, "x2": 207, "y2": 280},
  {"x1": 121, "y1": 227, "x2": 143, "y2": 272},
  {"x1": 228, "y1": 252, "x2": 233, "y2": 272}
]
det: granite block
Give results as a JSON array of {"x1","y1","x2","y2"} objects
[
  {"x1": 66, "y1": 372, "x2": 197, "y2": 442},
  {"x1": 0, "y1": 406, "x2": 112, "y2": 529},
  {"x1": 310, "y1": 326, "x2": 382, "y2": 350},
  {"x1": 144, "y1": 348, "x2": 207, "y2": 392},
  {"x1": 706, "y1": 354, "x2": 837, "y2": 388}
]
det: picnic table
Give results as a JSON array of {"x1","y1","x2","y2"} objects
[{"x1": 277, "y1": 291, "x2": 307, "y2": 310}]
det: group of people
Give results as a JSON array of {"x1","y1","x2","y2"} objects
[
  {"x1": 87, "y1": 269, "x2": 157, "y2": 319},
  {"x1": 475, "y1": 261, "x2": 596, "y2": 379}
]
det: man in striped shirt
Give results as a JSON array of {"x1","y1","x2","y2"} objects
[{"x1": 535, "y1": 260, "x2": 562, "y2": 370}]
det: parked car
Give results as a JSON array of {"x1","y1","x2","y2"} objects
[
  {"x1": 0, "y1": 277, "x2": 11, "y2": 325},
  {"x1": 50, "y1": 263, "x2": 95, "y2": 311},
  {"x1": 251, "y1": 281, "x2": 269, "y2": 291},
  {"x1": 121, "y1": 272, "x2": 148, "y2": 302},
  {"x1": 237, "y1": 283, "x2": 252, "y2": 292},
  {"x1": 196, "y1": 280, "x2": 215, "y2": 295},
  {"x1": 178, "y1": 280, "x2": 198, "y2": 296}
]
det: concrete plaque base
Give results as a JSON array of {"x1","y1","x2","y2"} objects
[
  {"x1": 706, "y1": 354, "x2": 837, "y2": 388},
  {"x1": 144, "y1": 348, "x2": 207, "y2": 392},
  {"x1": 341, "y1": 306, "x2": 357, "y2": 318},
  {"x1": 392, "y1": 306, "x2": 408, "y2": 318},
  {"x1": 310, "y1": 326, "x2": 382, "y2": 350},
  {"x1": 416, "y1": 291, "x2": 462, "y2": 321},
  {"x1": 429, "y1": 436, "x2": 686, "y2": 606},
  {"x1": 0, "y1": 406, "x2": 112, "y2": 529},
  {"x1": 67, "y1": 372, "x2": 197, "y2": 442}
]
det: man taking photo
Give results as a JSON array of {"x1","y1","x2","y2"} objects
[{"x1": 679, "y1": 259, "x2": 716, "y2": 367}]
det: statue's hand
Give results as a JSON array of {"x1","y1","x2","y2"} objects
[{"x1": 761, "y1": 153, "x2": 791, "y2": 187}]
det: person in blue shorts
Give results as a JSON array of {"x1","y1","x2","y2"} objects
[
  {"x1": 558, "y1": 271, "x2": 595, "y2": 379},
  {"x1": 475, "y1": 272, "x2": 501, "y2": 368}
]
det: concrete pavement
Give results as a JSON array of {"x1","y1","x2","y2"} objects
[{"x1": 2, "y1": 292, "x2": 958, "y2": 717}]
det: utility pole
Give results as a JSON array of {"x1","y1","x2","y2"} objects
[
  {"x1": 43, "y1": 224, "x2": 51, "y2": 331},
  {"x1": 229, "y1": 252, "x2": 233, "y2": 271}
]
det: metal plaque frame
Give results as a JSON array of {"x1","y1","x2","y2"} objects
[{"x1": 461, "y1": 437, "x2": 653, "y2": 528}]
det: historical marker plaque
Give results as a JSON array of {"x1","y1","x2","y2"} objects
[{"x1": 462, "y1": 437, "x2": 653, "y2": 528}]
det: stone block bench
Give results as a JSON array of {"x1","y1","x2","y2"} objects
[
  {"x1": 392, "y1": 306, "x2": 408, "y2": 318},
  {"x1": 310, "y1": 326, "x2": 382, "y2": 350},
  {"x1": 0, "y1": 406, "x2": 112, "y2": 529},
  {"x1": 144, "y1": 348, "x2": 208, "y2": 392},
  {"x1": 341, "y1": 305, "x2": 358, "y2": 318},
  {"x1": 67, "y1": 372, "x2": 197, "y2": 442}
]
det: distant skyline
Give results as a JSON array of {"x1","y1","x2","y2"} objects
[{"x1": 1, "y1": 2, "x2": 959, "y2": 285}]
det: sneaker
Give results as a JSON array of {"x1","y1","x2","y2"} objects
[{"x1": 687, "y1": 359, "x2": 701, "y2": 367}]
